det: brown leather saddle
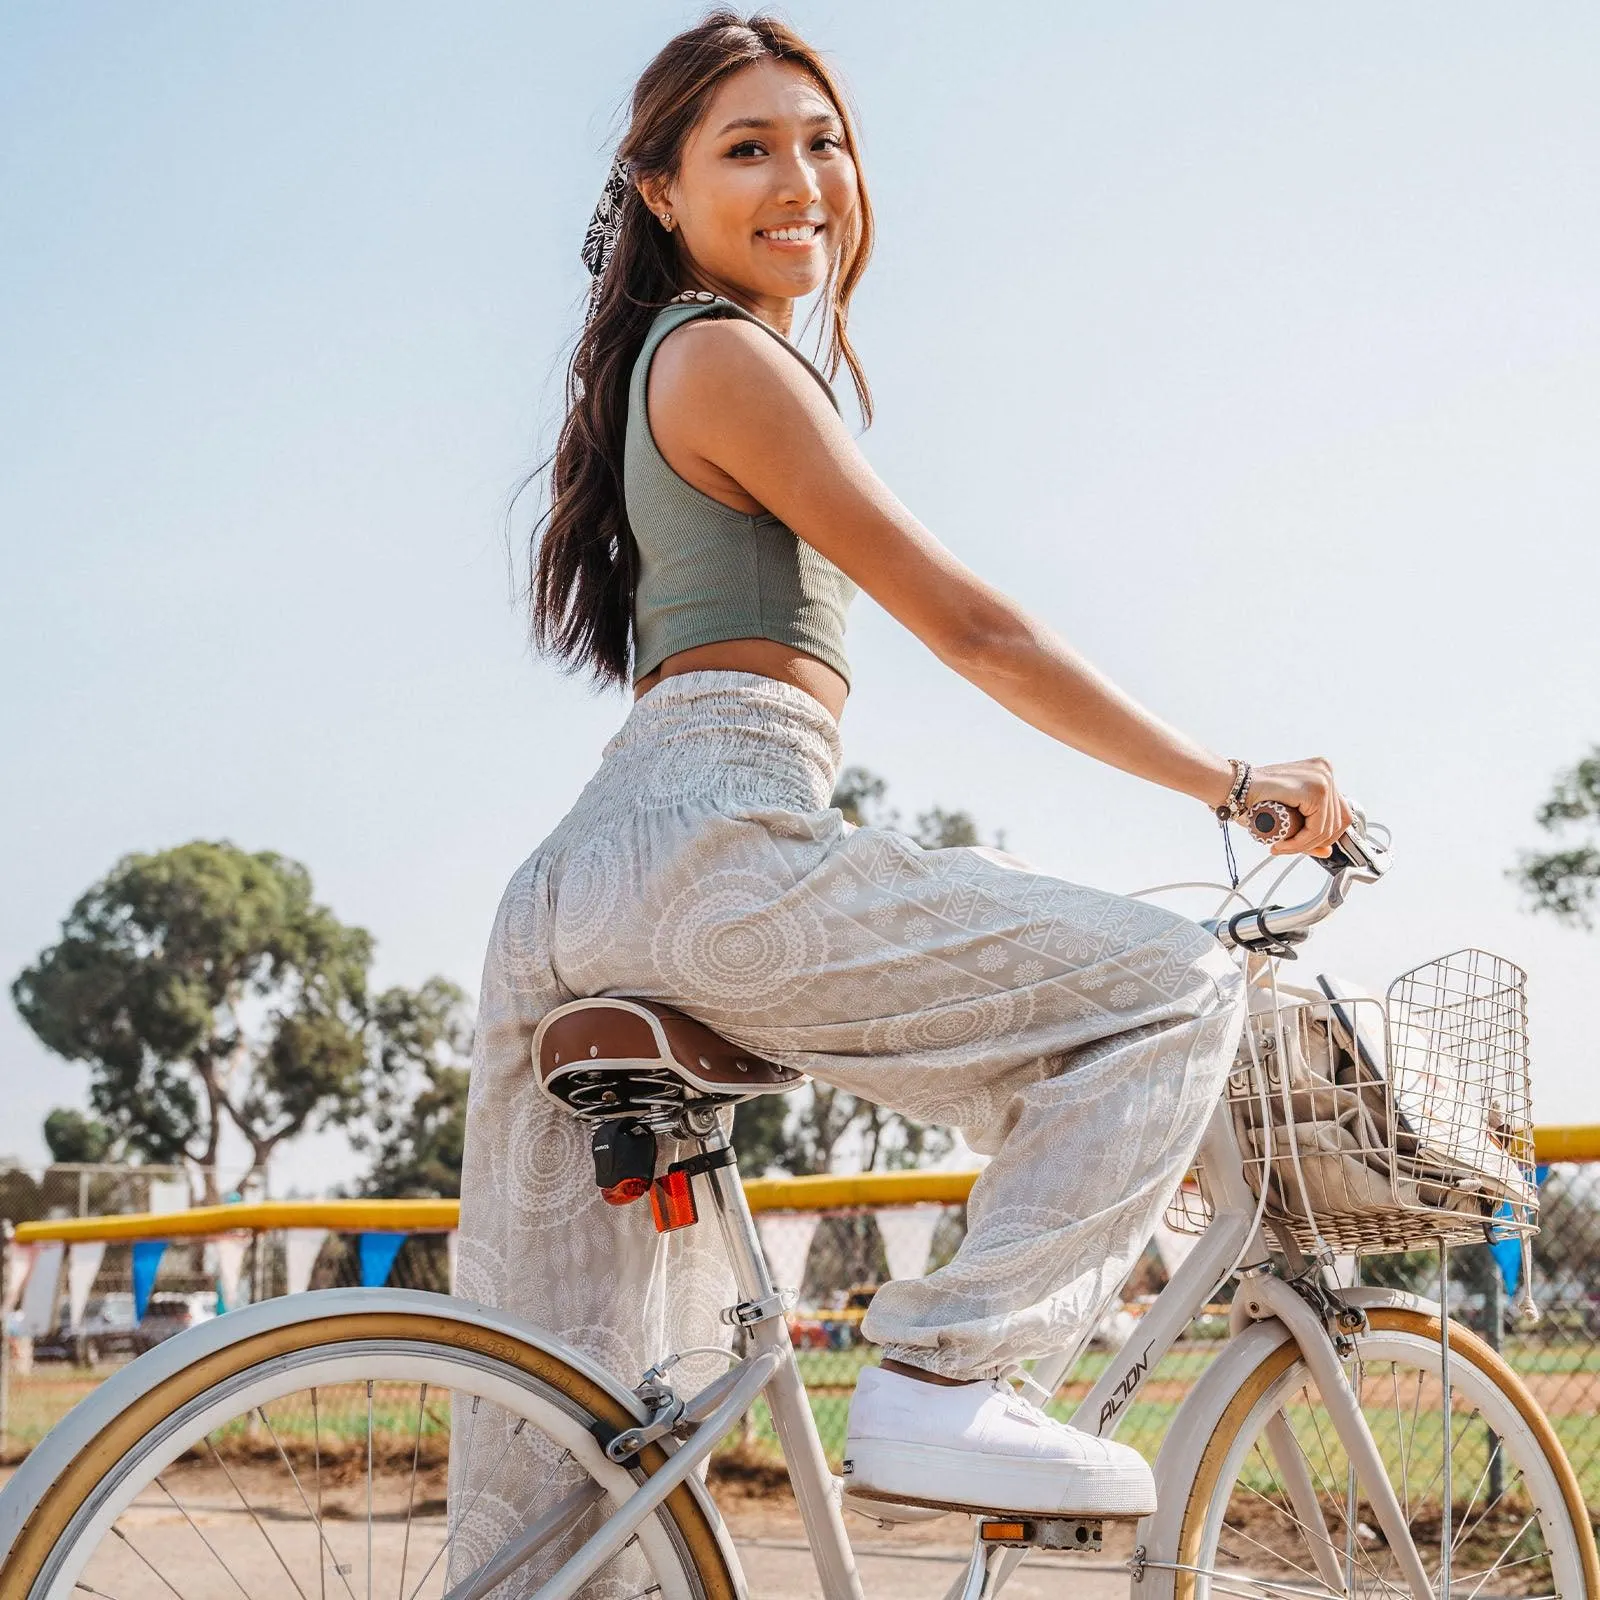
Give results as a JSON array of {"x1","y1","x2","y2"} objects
[{"x1": 535, "y1": 997, "x2": 806, "y2": 1119}]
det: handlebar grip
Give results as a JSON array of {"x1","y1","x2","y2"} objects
[{"x1": 1247, "y1": 801, "x2": 1302, "y2": 845}]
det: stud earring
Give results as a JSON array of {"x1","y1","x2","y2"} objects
[{"x1": 660, "y1": 212, "x2": 674, "y2": 231}]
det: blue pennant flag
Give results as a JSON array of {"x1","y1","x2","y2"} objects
[
  {"x1": 132, "y1": 1239, "x2": 168, "y2": 1320},
  {"x1": 1491, "y1": 1164, "x2": 1549, "y2": 1295},
  {"x1": 358, "y1": 1232, "x2": 407, "y2": 1288}
]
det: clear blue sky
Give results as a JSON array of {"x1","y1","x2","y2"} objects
[{"x1": 3, "y1": 3, "x2": 1597, "y2": 1196}]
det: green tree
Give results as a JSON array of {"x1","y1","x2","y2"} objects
[
  {"x1": 12, "y1": 841, "x2": 456, "y2": 1204},
  {"x1": 0, "y1": 1168, "x2": 44, "y2": 1228},
  {"x1": 734, "y1": 768, "x2": 1001, "y2": 1177},
  {"x1": 42, "y1": 1108, "x2": 118, "y2": 1165},
  {"x1": 1513, "y1": 746, "x2": 1600, "y2": 927},
  {"x1": 353, "y1": 979, "x2": 473, "y2": 1199},
  {"x1": 831, "y1": 764, "x2": 996, "y2": 851}
]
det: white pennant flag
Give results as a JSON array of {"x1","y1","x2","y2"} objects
[
  {"x1": 66, "y1": 1241, "x2": 107, "y2": 1331},
  {"x1": 285, "y1": 1229, "x2": 328, "y2": 1297},
  {"x1": 214, "y1": 1234, "x2": 250, "y2": 1312},
  {"x1": 882, "y1": 1205, "x2": 944, "y2": 1284},
  {"x1": 18, "y1": 1242, "x2": 64, "y2": 1337},
  {"x1": 446, "y1": 1230, "x2": 458, "y2": 1294},
  {"x1": 754, "y1": 1212, "x2": 820, "y2": 1296},
  {"x1": 4, "y1": 1243, "x2": 36, "y2": 1315}
]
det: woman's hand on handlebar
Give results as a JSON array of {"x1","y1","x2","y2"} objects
[{"x1": 1248, "y1": 758, "x2": 1352, "y2": 858}]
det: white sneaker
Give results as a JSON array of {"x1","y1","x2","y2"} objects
[{"x1": 842, "y1": 1365, "x2": 1157, "y2": 1517}]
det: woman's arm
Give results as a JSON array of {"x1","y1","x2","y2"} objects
[{"x1": 648, "y1": 317, "x2": 1351, "y2": 855}]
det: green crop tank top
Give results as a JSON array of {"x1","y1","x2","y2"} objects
[{"x1": 624, "y1": 295, "x2": 857, "y2": 685}]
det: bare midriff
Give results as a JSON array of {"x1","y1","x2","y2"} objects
[{"x1": 633, "y1": 637, "x2": 848, "y2": 723}]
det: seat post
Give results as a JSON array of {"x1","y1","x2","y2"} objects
[
  {"x1": 683, "y1": 1107, "x2": 866, "y2": 1600},
  {"x1": 682, "y1": 1109, "x2": 774, "y2": 1307}
]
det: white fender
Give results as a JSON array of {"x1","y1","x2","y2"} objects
[
  {"x1": 1132, "y1": 1286, "x2": 1435, "y2": 1600},
  {"x1": 0, "y1": 1286, "x2": 747, "y2": 1594}
]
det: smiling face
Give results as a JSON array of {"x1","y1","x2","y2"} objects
[{"x1": 639, "y1": 57, "x2": 860, "y2": 331}]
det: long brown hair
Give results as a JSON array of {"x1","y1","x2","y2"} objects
[{"x1": 528, "y1": 9, "x2": 875, "y2": 689}]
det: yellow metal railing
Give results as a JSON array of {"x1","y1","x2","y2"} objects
[
  {"x1": 11, "y1": 1123, "x2": 1598, "y2": 1246},
  {"x1": 12, "y1": 1173, "x2": 980, "y2": 1245}
]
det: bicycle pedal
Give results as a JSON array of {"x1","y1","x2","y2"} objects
[{"x1": 979, "y1": 1517, "x2": 1103, "y2": 1552}]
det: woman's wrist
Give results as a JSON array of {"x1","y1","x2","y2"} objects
[{"x1": 1182, "y1": 753, "x2": 1238, "y2": 811}]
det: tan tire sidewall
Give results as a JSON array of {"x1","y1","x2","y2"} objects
[
  {"x1": 1172, "y1": 1306, "x2": 1599, "y2": 1600},
  {"x1": 2, "y1": 1310, "x2": 738, "y2": 1600}
]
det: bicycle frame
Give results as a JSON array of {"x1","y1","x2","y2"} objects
[{"x1": 487, "y1": 1081, "x2": 1442, "y2": 1600}]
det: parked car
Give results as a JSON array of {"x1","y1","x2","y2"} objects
[
  {"x1": 33, "y1": 1292, "x2": 143, "y2": 1366},
  {"x1": 787, "y1": 1316, "x2": 832, "y2": 1350},
  {"x1": 139, "y1": 1291, "x2": 219, "y2": 1346}
]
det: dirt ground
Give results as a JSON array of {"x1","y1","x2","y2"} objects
[
  {"x1": 0, "y1": 1458, "x2": 1136, "y2": 1599},
  {"x1": 0, "y1": 1451, "x2": 1560, "y2": 1598}
]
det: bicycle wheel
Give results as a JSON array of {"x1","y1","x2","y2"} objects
[
  {"x1": 1172, "y1": 1307, "x2": 1597, "y2": 1600},
  {"x1": 1, "y1": 1290, "x2": 738, "y2": 1600}
]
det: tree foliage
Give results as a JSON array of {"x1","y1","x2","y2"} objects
[
  {"x1": 734, "y1": 767, "x2": 1001, "y2": 1177},
  {"x1": 43, "y1": 1108, "x2": 118, "y2": 1165},
  {"x1": 831, "y1": 765, "x2": 993, "y2": 850},
  {"x1": 1513, "y1": 747, "x2": 1600, "y2": 928},
  {"x1": 12, "y1": 841, "x2": 460, "y2": 1202},
  {"x1": 352, "y1": 978, "x2": 473, "y2": 1198}
]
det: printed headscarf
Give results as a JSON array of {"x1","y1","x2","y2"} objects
[{"x1": 581, "y1": 153, "x2": 633, "y2": 324}]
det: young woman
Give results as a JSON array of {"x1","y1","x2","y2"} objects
[{"x1": 450, "y1": 6, "x2": 1350, "y2": 1563}]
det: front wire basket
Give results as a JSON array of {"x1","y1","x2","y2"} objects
[{"x1": 1165, "y1": 948, "x2": 1537, "y2": 1256}]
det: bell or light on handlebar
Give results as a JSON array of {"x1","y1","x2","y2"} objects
[{"x1": 1249, "y1": 801, "x2": 1297, "y2": 844}]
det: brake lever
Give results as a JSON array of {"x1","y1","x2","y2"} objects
[{"x1": 1310, "y1": 803, "x2": 1391, "y2": 883}]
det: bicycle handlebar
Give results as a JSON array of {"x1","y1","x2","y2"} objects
[{"x1": 1202, "y1": 803, "x2": 1392, "y2": 955}]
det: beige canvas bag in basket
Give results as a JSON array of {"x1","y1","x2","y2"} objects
[{"x1": 1230, "y1": 973, "x2": 1532, "y2": 1234}]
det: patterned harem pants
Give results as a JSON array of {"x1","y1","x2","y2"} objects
[{"x1": 446, "y1": 669, "x2": 1247, "y2": 1585}]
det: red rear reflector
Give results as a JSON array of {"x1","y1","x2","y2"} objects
[
  {"x1": 601, "y1": 1178, "x2": 650, "y2": 1206},
  {"x1": 650, "y1": 1169, "x2": 699, "y2": 1232}
]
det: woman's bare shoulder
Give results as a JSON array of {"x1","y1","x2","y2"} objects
[
  {"x1": 643, "y1": 312, "x2": 838, "y2": 512},
  {"x1": 647, "y1": 312, "x2": 830, "y2": 424},
  {"x1": 645, "y1": 313, "x2": 1012, "y2": 671}
]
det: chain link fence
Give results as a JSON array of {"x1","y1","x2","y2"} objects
[
  {"x1": 4, "y1": 1164, "x2": 1599, "y2": 1522},
  {"x1": 0, "y1": 1162, "x2": 264, "y2": 1224}
]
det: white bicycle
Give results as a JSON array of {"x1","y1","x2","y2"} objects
[{"x1": 2, "y1": 807, "x2": 1594, "y2": 1600}]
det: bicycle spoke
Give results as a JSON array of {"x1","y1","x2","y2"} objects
[
  {"x1": 367, "y1": 1380, "x2": 375, "y2": 1600},
  {"x1": 1292, "y1": 1394, "x2": 1366, "y2": 1559},
  {"x1": 1230, "y1": 1438, "x2": 1398, "y2": 1595},
  {"x1": 1448, "y1": 1463, "x2": 1526, "y2": 1563},
  {"x1": 154, "y1": 1471, "x2": 256, "y2": 1600},
  {"x1": 252, "y1": 1402, "x2": 360, "y2": 1600},
  {"x1": 1457, "y1": 1533, "x2": 1544, "y2": 1600},
  {"x1": 1404, "y1": 1366, "x2": 1425, "y2": 1518},
  {"x1": 1216, "y1": 1521, "x2": 1332, "y2": 1590},
  {"x1": 402, "y1": 1419, "x2": 533, "y2": 1600},
  {"x1": 109, "y1": 1522, "x2": 195, "y2": 1600},
  {"x1": 1385, "y1": 1364, "x2": 1411, "y2": 1528},
  {"x1": 1233, "y1": 1468, "x2": 1342, "y2": 1587},
  {"x1": 399, "y1": 1381, "x2": 427, "y2": 1600},
  {"x1": 204, "y1": 1435, "x2": 311, "y2": 1600},
  {"x1": 1444, "y1": 1431, "x2": 1496, "y2": 1562},
  {"x1": 22, "y1": 1340, "x2": 708, "y2": 1600},
  {"x1": 1239, "y1": 1441, "x2": 1313, "y2": 1559},
  {"x1": 314, "y1": 1386, "x2": 327, "y2": 1600}
]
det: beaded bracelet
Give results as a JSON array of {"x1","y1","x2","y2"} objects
[{"x1": 1214, "y1": 759, "x2": 1254, "y2": 824}]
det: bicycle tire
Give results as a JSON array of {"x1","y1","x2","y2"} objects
[
  {"x1": 1169, "y1": 1306, "x2": 1597, "y2": 1600},
  {"x1": 0, "y1": 1291, "x2": 740, "y2": 1600}
]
